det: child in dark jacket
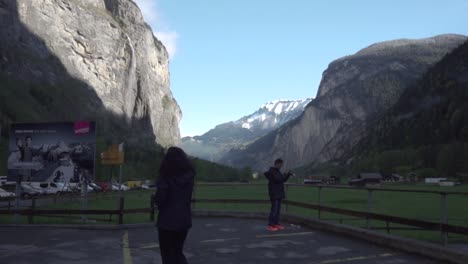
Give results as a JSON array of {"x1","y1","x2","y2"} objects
[
  {"x1": 154, "y1": 147, "x2": 195, "y2": 264},
  {"x1": 264, "y1": 158, "x2": 293, "y2": 231}
]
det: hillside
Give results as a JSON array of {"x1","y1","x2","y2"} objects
[{"x1": 346, "y1": 40, "x2": 468, "y2": 177}]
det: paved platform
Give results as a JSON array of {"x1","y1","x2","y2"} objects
[{"x1": 0, "y1": 217, "x2": 441, "y2": 263}]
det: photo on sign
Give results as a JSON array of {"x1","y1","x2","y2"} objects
[{"x1": 7, "y1": 122, "x2": 96, "y2": 183}]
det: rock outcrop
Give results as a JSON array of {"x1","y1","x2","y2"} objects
[{"x1": 0, "y1": 0, "x2": 181, "y2": 146}]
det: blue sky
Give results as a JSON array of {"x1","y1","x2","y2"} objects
[{"x1": 134, "y1": 0, "x2": 468, "y2": 137}]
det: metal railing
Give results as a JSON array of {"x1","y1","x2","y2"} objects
[
  {"x1": 0, "y1": 195, "x2": 155, "y2": 225},
  {"x1": 193, "y1": 182, "x2": 468, "y2": 245},
  {"x1": 1, "y1": 182, "x2": 467, "y2": 245}
]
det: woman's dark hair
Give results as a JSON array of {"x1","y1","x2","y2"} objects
[
  {"x1": 274, "y1": 158, "x2": 283, "y2": 165},
  {"x1": 159, "y1": 147, "x2": 194, "y2": 178}
]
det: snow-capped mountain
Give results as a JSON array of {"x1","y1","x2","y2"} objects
[
  {"x1": 180, "y1": 98, "x2": 312, "y2": 161},
  {"x1": 237, "y1": 99, "x2": 312, "y2": 131}
]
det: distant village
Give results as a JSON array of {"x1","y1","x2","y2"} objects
[{"x1": 302, "y1": 172, "x2": 468, "y2": 187}]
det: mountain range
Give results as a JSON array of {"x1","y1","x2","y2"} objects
[
  {"x1": 220, "y1": 34, "x2": 467, "y2": 172},
  {"x1": 1, "y1": 1, "x2": 466, "y2": 180},
  {"x1": 181, "y1": 98, "x2": 312, "y2": 161}
]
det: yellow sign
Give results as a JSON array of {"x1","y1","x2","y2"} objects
[
  {"x1": 101, "y1": 144, "x2": 124, "y2": 165},
  {"x1": 126, "y1": 181, "x2": 142, "y2": 188}
]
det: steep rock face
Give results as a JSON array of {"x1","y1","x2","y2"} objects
[
  {"x1": 0, "y1": 0, "x2": 181, "y2": 146},
  {"x1": 347, "y1": 40, "x2": 468, "y2": 161},
  {"x1": 222, "y1": 34, "x2": 467, "y2": 171},
  {"x1": 181, "y1": 99, "x2": 311, "y2": 161}
]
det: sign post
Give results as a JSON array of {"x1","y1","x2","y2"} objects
[
  {"x1": 81, "y1": 170, "x2": 88, "y2": 223},
  {"x1": 101, "y1": 143, "x2": 125, "y2": 217},
  {"x1": 118, "y1": 143, "x2": 124, "y2": 198},
  {"x1": 14, "y1": 175, "x2": 22, "y2": 224}
]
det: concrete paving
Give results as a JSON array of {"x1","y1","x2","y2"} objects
[{"x1": 0, "y1": 217, "x2": 442, "y2": 264}]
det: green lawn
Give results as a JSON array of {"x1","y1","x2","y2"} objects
[
  {"x1": 1, "y1": 183, "x2": 468, "y2": 244},
  {"x1": 192, "y1": 183, "x2": 468, "y2": 243}
]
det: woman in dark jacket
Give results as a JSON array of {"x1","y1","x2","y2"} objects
[{"x1": 154, "y1": 147, "x2": 195, "y2": 264}]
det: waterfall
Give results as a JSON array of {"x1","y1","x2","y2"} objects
[{"x1": 124, "y1": 33, "x2": 137, "y2": 122}]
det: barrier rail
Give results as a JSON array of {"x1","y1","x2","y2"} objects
[
  {"x1": 194, "y1": 182, "x2": 468, "y2": 245},
  {"x1": 1, "y1": 182, "x2": 467, "y2": 246}
]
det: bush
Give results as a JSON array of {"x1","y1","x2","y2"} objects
[{"x1": 394, "y1": 166, "x2": 412, "y2": 178}]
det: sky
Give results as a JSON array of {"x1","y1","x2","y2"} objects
[{"x1": 134, "y1": 0, "x2": 468, "y2": 137}]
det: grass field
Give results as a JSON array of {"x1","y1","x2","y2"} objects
[{"x1": 1, "y1": 182, "x2": 468, "y2": 244}]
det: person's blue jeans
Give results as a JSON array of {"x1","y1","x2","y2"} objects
[{"x1": 269, "y1": 199, "x2": 282, "y2": 226}]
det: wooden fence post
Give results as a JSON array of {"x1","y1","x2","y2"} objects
[
  {"x1": 28, "y1": 197, "x2": 36, "y2": 224},
  {"x1": 192, "y1": 184, "x2": 196, "y2": 209},
  {"x1": 318, "y1": 186, "x2": 322, "y2": 219},
  {"x1": 367, "y1": 189, "x2": 373, "y2": 229},
  {"x1": 118, "y1": 196, "x2": 124, "y2": 225},
  {"x1": 150, "y1": 194, "x2": 155, "y2": 222},
  {"x1": 441, "y1": 193, "x2": 448, "y2": 246}
]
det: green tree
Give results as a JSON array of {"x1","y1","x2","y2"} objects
[
  {"x1": 240, "y1": 166, "x2": 253, "y2": 182},
  {"x1": 416, "y1": 168, "x2": 439, "y2": 178},
  {"x1": 437, "y1": 143, "x2": 457, "y2": 177}
]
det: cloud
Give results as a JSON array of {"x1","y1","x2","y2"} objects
[
  {"x1": 133, "y1": 0, "x2": 178, "y2": 58},
  {"x1": 154, "y1": 31, "x2": 178, "y2": 58},
  {"x1": 133, "y1": 0, "x2": 159, "y2": 24}
]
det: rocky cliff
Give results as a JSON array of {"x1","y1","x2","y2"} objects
[
  {"x1": 0, "y1": 0, "x2": 181, "y2": 147},
  {"x1": 221, "y1": 34, "x2": 467, "y2": 171},
  {"x1": 348, "y1": 39, "x2": 468, "y2": 163}
]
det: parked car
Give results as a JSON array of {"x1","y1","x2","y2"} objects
[
  {"x1": 303, "y1": 179, "x2": 323, "y2": 185},
  {"x1": 140, "y1": 184, "x2": 150, "y2": 190},
  {"x1": 75, "y1": 183, "x2": 93, "y2": 193},
  {"x1": 89, "y1": 182, "x2": 103, "y2": 192},
  {"x1": 53, "y1": 182, "x2": 73, "y2": 193},
  {"x1": 65, "y1": 183, "x2": 80, "y2": 193},
  {"x1": 27, "y1": 183, "x2": 48, "y2": 195},
  {"x1": 0, "y1": 184, "x2": 16, "y2": 193},
  {"x1": 0, "y1": 187, "x2": 15, "y2": 198},
  {"x1": 96, "y1": 182, "x2": 112, "y2": 191},
  {"x1": 31, "y1": 182, "x2": 61, "y2": 195},
  {"x1": 20, "y1": 184, "x2": 43, "y2": 197},
  {"x1": 112, "y1": 184, "x2": 130, "y2": 191}
]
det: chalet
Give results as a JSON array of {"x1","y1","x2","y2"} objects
[
  {"x1": 303, "y1": 179, "x2": 323, "y2": 185},
  {"x1": 303, "y1": 175, "x2": 338, "y2": 185},
  {"x1": 349, "y1": 173, "x2": 382, "y2": 187},
  {"x1": 425, "y1": 178, "x2": 447, "y2": 184}
]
